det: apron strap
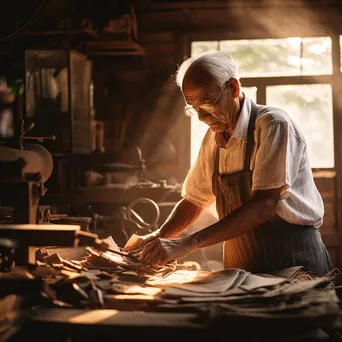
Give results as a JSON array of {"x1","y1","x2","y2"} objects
[
  {"x1": 213, "y1": 99, "x2": 258, "y2": 174},
  {"x1": 244, "y1": 100, "x2": 258, "y2": 171},
  {"x1": 214, "y1": 145, "x2": 220, "y2": 175}
]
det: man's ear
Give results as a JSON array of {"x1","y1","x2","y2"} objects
[{"x1": 229, "y1": 78, "x2": 240, "y2": 99}]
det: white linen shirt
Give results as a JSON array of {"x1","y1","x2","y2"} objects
[{"x1": 181, "y1": 95, "x2": 324, "y2": 228}]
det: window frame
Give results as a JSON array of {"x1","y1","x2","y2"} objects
[{"x1": 178, "y1": 32, "x2": 342, "y2": 178}]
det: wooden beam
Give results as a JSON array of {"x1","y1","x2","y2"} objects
[
  {"x1": 135, "y1": 0, "x2": 342, "y2": 11},
  {"x1": 136, "y1": 6, "x2": 342, "y2": 35}
]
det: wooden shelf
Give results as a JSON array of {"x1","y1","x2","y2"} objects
[{"x1": 42, "y1": 184, "x2": 182, "y2": 206}]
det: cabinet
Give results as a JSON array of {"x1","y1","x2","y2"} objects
[{"x1": 25, "y1": 50, "x2": 95, "y2": 154}]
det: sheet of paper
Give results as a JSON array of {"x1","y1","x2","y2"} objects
[
  {"x1": 239, "y1": 273, "x2": 287, "y2": 291},
  {"x1": 124, "y1": 234, "x2": 141, "y2": 250},
  {"x1": 163, "y1": 269, "x2": 242, "y2": 295},
  {"x1": 102, "y1": 236, "x2": 120, "y2": 252}
]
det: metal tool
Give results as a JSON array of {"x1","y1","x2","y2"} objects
[
  {"x1": 0, "y1": 143, "x2": 53, "y2": 224},
  {"x1": 22, "y1": 135, "x2": 56, "y2": 143},
  {"x1": 119, "y1": 197, "x2": 160, "y2": 242}
]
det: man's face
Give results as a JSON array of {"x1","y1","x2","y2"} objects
[{"x1": 182, "y1": 79, "x2": 236, "y2": 133}]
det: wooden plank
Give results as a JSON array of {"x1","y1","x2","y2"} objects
[
  {"x1": 135, "y1": 0, "x2": 342, "y2": 10},
  {"x1": 43, "y1": 186, "x2": 182, "y2": 206},
  {"x1": 321, "y1": 233, "x2": 342, "y2": 247},
  {"x1": 137, "y1": 6, "x2": 342, "y2": 34},
  {"x1": 321, "y1": 201, "x2": 337, "y2": 233},
  {"x1": 327, "y1": 247, "x2": 338, "y2": 268},
  {"x1": 241, "y1": 75, "x2": 334, "y2": 87},
  {"x1": 87, "y1": 51, "x2": 145, "y2": 56},
  {"x1": 331, "y1": 33, "x2": 342, "y2": 284},
  {"x1": 314, "y1": 174, "x2": 335, "y2": 192},
  {"x1": 141, "y1": 31, "x2": 176, "y2": 43},
  {"x1": 86, "y1": 41, "x2": 143, "y2": 50},
  {"x1": 144, "y1": 41, "x2": 176, "y2": 55},
  {"x1": 327, "y1": 247, "x2": 340, "y2": 283}
]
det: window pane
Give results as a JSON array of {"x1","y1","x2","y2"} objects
[
  {"x1": 191, "y1": 41, "x2": 219, "y2": 56},
  {"x1": 266, "y1": 84, "x2": 334, "y2": 168},
  {"x1": 302, "y1": 37, "x2": 332, "y2": 75},
  {"x1": 220, "y1": 38, "x2": 300, "y2": 77},
  {"x1": 192, "y1": 37, "x2": 332, "y2": 77},
  {"x1": 190, "y1": 117, "x2": 207, "y2": 167},
  {"x1": 242, "y1": 86, "x2": 257, "y2": 102}
]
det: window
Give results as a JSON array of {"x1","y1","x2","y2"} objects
[
  {"x1": 192, "y1": 37, "x2": 332, "y2": 77},
  {"x1": 190, "y1": 37, "x2": 335, "y2": 169},
  {"x1": 267, "y1": 84, "x2": 334, "y2": 168}
]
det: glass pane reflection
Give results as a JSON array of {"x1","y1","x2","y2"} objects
[{"x1": 266, "y1": 84, "x2": 334, "y2": 168}]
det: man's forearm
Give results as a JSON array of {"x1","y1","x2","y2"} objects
[
  {"x1": 158, "y1": 199, "x2": 205, "y2": 238},
  {"x1": 189, "y1": 196, "x2": 276, "y2": 249}
]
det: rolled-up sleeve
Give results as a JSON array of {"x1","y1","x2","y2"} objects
[{"x1": 252, "y1": 122, "x2": 305, "y2": 200}]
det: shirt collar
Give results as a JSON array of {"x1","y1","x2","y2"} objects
[{"x1": 232, "y1": 93, "x2": 251, "y2": 143}]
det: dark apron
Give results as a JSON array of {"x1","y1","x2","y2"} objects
[{"x1": 212, "y1": 100, "x2": 332, "y2": 276}]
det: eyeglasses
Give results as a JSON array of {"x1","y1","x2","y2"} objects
[{"x1": 184, "y1": 80, "x2": 229, "y2": 116}]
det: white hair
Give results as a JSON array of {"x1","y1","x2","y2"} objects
[{"x1": 175, "y1": 50, "x2": 240, "y2": 90}]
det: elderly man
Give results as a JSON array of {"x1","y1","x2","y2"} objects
[{"x1": 125, "y1": 51, "x2": 332, "y2": 276}]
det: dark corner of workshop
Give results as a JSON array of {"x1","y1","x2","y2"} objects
[{"x1": 0, "y1": 0, "x2": 342, "y2": 341}]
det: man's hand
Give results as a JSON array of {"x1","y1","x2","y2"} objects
[
  {"x1": 123, "y1": 230, "x2": 161, "y2": 254},
  {"x1": 139, "y1": 237, "x2": 194, "y2": 266}
]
